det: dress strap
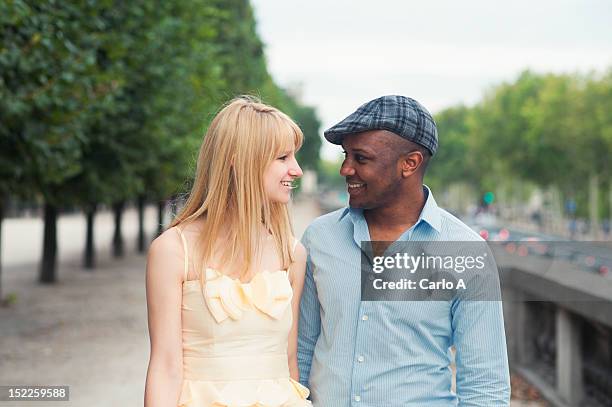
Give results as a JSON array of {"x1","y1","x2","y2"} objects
[{"x1": 175, "y1": 227, "x2": 189, "y2": 281}]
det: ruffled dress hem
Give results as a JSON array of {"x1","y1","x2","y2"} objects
[{"x1": 178, "y1": 377, "x2": 311, "y2": 407}]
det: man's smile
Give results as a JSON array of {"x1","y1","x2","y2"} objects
[{"x1": 347, "y1": 180, "x2": 366, "y2": 195}]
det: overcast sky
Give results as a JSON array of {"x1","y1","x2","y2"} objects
[{"x1": 250, "y1": 0, "x2": 612, "y2": 159}]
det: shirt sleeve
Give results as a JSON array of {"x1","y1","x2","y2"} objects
[
  {"x1": 297, "y1": 231, "x2": 321, "y2": 388},
  {"x1": 452, "y1": 299, "x2": 511, "y2": 406}
]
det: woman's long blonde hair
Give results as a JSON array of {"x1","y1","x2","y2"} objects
[{"x1": 170, "y1": 96, "x2": 303, "y2": 281}]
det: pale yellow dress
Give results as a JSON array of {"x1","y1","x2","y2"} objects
[{"x1": 176, "y1": 228, "x2": 311, "y2": 407}]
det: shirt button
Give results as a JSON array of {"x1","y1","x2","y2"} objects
[
  {"x1": 368, "y1": 274, "x2": 375, "y2": 281},
  {"x1": 361, "y1": 315, "x2": 369, "y2": 321},
  {"x1": 357, "y1": 355, "x2": 365, "y2": 362},
  {"x1": 354, "y1": 395, "x2": 361, "y2": 402}
]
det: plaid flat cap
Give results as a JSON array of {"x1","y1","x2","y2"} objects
[{"x1": 324, "y1": 95, "x2": 438, "y2": 155}]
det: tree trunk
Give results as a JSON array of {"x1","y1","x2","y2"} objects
[
  {"x1": 157, "y1": 200, "x2": 166, "y2": 237},
  {"x1": 549, "y1": 186, "x2": 563, "y2": 235},
  {"x1": 40, "y1": 202, "x2": 58, "y2": 284},
  {"x1": 137, "y1": 195, "x2": 146, "y2": 253},
  {"x1": 112, "y1": 201, "x2": 125, "y2": 258},
  {"x1": 608, "y1": 183, "x2": 612, "y2": 239},
  {"x1": 589, "y1": 173, "x2": 599, "y2": 240},
  {"x1": 0, "y1": 200, "x2": 4, "y2": 301},
  {"x1": 84, "y1": 203, "x2": 97, "y2": 269}
]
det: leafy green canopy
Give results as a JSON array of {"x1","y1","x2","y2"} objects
[
  {"x1": 1, "y1": 0, "x2": 322, "y2": 209},
  {"x1": 428, "y1": 69, "x2": 612, "y2": 218}
]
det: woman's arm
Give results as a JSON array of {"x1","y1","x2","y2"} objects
[
  {"x1": 287, "y1": 242, "x2": 307, "y2": 381},
  {"x1": 144, "y1": 229, "x2": 185, "y2": 407}
]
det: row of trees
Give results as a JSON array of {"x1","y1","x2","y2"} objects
[
  {"x1": 0, "y1": 0, "x2": 322, "y2": 298},
  {"x1": 428, "y1": 70, "x2": 612, "y2": 227}
]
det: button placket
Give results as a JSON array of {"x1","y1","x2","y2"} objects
[{"x1": 352, "y1": 302, "x2": 369, "y2": 405}]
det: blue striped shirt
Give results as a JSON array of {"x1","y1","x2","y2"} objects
[{"x1": 298, "y1": 186, "x2": 510, "y2": 406}]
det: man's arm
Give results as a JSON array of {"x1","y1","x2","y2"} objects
[
  {"x1": 451, "y1": 299, "x2": 511, "y2": 406},
  {"x1": 297, "y1": 254, "x2": 321, "y2": 388}
]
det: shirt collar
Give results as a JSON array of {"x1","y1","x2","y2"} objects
[
  {"x1": 419, "y1": 185, "x2": 442, "y2": 233},
  {"x1": 337, "y1": 185, "x2": 442, "y2": 234},
  {"x1": 338, "y1": 206, "x2": 355, "y2": 222}
]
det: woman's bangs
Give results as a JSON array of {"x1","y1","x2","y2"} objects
[{"x1": 271, "y1": 117, "x2": 303, "y2": 156}]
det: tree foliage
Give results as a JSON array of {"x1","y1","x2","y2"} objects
[
  {"x1": 0, "y1": 0, "x2": 322, "y2": 283},
  {"x1": 429, "y1": 69, "x2": 612, "y2": 218},
  {"x1": 1, "y1": 0, "x2": 322, "y2": 203}
]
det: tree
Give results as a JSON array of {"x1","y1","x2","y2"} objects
[
  {"x1": 0, "y1": 1, "x2": 107, "y2": 282},
  {"x1": 1, "y1": 0, "x2": 324, "y2": 288}
]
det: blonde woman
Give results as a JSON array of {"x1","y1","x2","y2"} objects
[{"x1": 144, "y1": 97, "x2": 311, "y2": 407}]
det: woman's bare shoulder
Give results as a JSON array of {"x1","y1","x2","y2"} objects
[
  {"x1": 147, "y1": 227, "x2": 185, "y2": 282},
  {"x1": 293, "y1": 240, "x2": 307, "y2": 264},
  {"x1": 149, "y1": 226, "x2": 183, "y2": 254}
]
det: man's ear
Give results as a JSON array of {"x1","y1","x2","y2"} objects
[{"x1": 400, "y1": 150, "x2": 424, "y2": 178}]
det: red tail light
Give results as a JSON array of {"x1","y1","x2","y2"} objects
[{"x1": 479, "y1": 229, "x2": 489, "y2": 240}]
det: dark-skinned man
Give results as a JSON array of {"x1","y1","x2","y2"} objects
[{"x1": 298, "y1": 95, "x2": 510, "y2": 406}]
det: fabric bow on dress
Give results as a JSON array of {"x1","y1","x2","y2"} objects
[{"x1": 204, "y1": 268, "x2": 293, "y2": 323}]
